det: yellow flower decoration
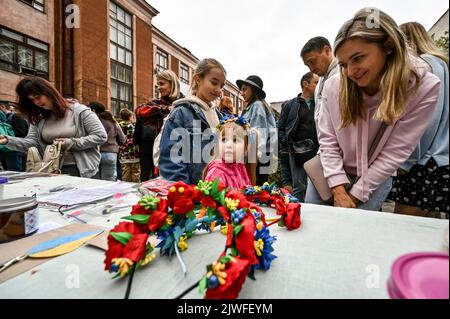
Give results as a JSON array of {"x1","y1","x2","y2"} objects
[
  {"x1": 254, "y1": 238, "x2": 264, "y2": 257},
  {"x1": 220, "y1": 225, "x2": 228, "y2": 235},
  {"x1": 210, "y1": 221, "x2": 216, "y2": 231},
  {"x1": 112, "y1": 258, "x2": 134, "y2": 277},
  {"x1": 256, "y1": 221, "x2": 264, "y2": 231},
  {"x1": 254, "y1": 186, "x2": 261, "y2": 192},
  {"x1": 224, "y1": 197, "x2": 240, "y2": 211},
  {"x1": 178, "y1": 235, "x2": 188, "y2": 252},
  {"x1": 207, "y1": 261, "x2": 227, "y2": 285},
  {"x1": 166, "y1": 215, "x2": 173, "y2": 226},
  {"x1": 140, "y1": 253, "x2": 156, "y2": 267}
]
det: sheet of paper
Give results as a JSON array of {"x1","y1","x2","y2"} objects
[
  {"x1": 36, "y1": 221, "x2": 63, "y2": 234},
  {"x1": 38, "y1": 182, "x2": 136, "y2": 206}
]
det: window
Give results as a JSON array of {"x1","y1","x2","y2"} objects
[
  {"x1": 109, "y1": 2, "x2": 133, "y2": 115},
  {"x1": 180, "y1": 63, "x2": 189, "y2": 84},
  {"x1": 0, "y1": 26, "x2": 49, "y2": 77},
  {"x1": 18, "y1": 0, "x2": 45, "y2": 13},
  {"x1": 155, "y1": 49, "x2": 168, "y2": 73}
]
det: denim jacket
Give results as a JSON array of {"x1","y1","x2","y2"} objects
[{"x1": 158, "y1": 98, "x2": 217, "y2": 184}]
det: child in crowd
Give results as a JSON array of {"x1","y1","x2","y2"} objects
[
  {"x1": 118, "y1": 108, "x2": 140, "y2": 183},
  {"x1": 204, "y1": 116, "x2": 252, "y2": 189},
  {"x1": 159, "y1": 58, "x2": 227, "y2": 184}
]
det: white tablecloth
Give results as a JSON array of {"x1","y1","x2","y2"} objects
[{"x1": 0, "y1": 175, "x2": 448, "y2": 299}]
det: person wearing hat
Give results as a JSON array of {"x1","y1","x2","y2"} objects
[{"x1": 236, "y1": 75, "x2": 277, "y2": 185}]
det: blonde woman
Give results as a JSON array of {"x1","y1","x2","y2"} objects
[
  {"x1": 305, "y1": 8, "x2": 441, "y2": 211},
  {"x1": 388, "y1": 22, "x2": 449, "y2": 218},
  {"x1": 134, "y1": 69, "x2": 183, "y2": 181},
  {"x1": 159, "y1": 58, "x2": 226, "y2": 184}
]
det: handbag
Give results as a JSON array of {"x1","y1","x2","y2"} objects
[
  {"x1": 26, "y1": 141, "x2": 72, "y2": 174},
  {"x1": 304, "y1": 123, "x2": 388, "y2": 201},
  {"x1": 291, "y1": 139, "x2": 317, "y2": 166}
]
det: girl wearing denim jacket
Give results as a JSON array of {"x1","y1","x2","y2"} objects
[{"x1": 158, "y1": 58, "x2": 226, "y2": 184}]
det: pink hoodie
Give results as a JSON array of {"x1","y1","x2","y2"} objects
[
  {"x1": 318, "y1": 57, "x2": 440, "y2": 202},
  {"x1": 204, "y1": 160, "x2": 251, "y2": 189}
]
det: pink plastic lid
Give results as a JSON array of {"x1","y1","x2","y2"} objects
[{"x1": 388, "y1": 252, "x2": 449, "y2": 299}]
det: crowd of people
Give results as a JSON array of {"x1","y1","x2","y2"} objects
[{"x1": 0, "y1": 7, "x2": 447, "y2": 219}]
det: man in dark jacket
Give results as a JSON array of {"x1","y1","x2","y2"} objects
[{"x1": 278, "y1": 72, "x2": 319, "y2": 201}]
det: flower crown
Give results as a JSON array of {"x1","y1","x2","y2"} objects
[
  {"x1": 103, "y1": 179, "x2": 302, "y2": 299},
  {"x1": 216, "y1": 114, "x2": 251, "y2": 130}
]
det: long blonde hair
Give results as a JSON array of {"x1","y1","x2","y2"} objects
[
  {"x1": 400, "y1": 22, "x2": 449, "y2": 65},
  {"x1": 191, "y1": 58, "x2": 227, "y2": 96},
  {"x1": 156, "y1": 69, "x2": 181, "y2": 102},
  {"x1": 334, "y1": 8, "x2": 420, "y2": 128}
]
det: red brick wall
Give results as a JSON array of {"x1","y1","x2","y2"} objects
[
  {"x1": 135, "y1": 17, "x2": 153, "y2": 106},
  {"x1": 72, "y1": 0, "x2": 109, "y2": 106},
  {"x1": 171, "y1": 56, "x2": 179, "y2": 76}
]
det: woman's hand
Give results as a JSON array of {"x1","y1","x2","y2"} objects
[
  {"x1": 0, "y1": 135, "x2": 8, "y2": 145},
  {"x1": 54, "y1": 138, "x2": 67, "y2": 146},
  {"x1": 331, "y1": 185, "x2": 357, "y2": 208}
]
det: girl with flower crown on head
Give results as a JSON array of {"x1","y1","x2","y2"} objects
[{"x1": 203, "y1": 116, "x2": 253, "y2": 189}]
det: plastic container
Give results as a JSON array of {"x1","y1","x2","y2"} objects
[
  {"x1": 0, "y1": 196, "x2": 39, "y2": 243},
  {"x1": 0, "y1": 177, "x2": 7, "y2": 200},
  {"x1": 388, "y1": 252, "x2": 449, "y2": 299}
]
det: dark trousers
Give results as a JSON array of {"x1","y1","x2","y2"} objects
[
  {"x1": 61, "y1": 165, "x2": 80, "y2": 177},
  {"x1": 140, "y1": 152, "x2": 154, "y2": 182},
  {"x1": 0, "y1": 151, "x2": 26, "y2": 171}
]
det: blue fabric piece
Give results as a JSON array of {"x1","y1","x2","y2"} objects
[
  {"x1": 28, "y1": 231, "x2": 101, "y2": 255},
  {"x1": 402, "y1": 54, "x2": 449, "y2": 171}
]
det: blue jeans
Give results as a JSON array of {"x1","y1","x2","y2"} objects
[
  {"x1": 305, "y1": 176, "x2": 393, "y2": 211},
  {"x1": 99, "y1": 152, "x2": 118, "y2": 181}
]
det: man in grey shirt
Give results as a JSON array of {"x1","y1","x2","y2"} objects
[{"x1": 301, "y1": 37, "x2": 339, "y2": 128}]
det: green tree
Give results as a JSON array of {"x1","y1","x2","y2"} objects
[{"x1": 435, "y1": 31, "x2": 449, "y2": 54}]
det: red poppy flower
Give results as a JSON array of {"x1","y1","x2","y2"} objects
[
  {"x1": 123, "y1": 233, "x2": 149, "y2": 262},
  {"x1": 235, "y1": 213, "x2": 258, "y2": 265},
  {"x1": 205, "y1": 257, "x2": 250, "y2": 299},
  {"x1": 256, "y1": 190, "x2": 271, "y2": 204},
  {"x1": 148, "y1": 209, "x2": 168, "y2": 232},
  {"x1": 130, "y1": 203, "x2": 150, "y2": 215},
  {"x1": 167, "y1": 181, "x2": 199, "y2": 214},
  {"x1": 276, "y1": 200, "x2": 301, "y2": 230},
  {"x1": 225, "y1": 190, "x2": 250, "y2": 209},
  {"x1": 104, "y1": 222, "x2": 143, "y2": 270},
  {"x1": 284, "y1": 203, "x2": 301, "y2": 230},
  {"x1": 201, "y1": 196, "x2": 217, "y2": 209}
]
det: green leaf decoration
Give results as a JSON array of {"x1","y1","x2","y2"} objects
[
  {"x1": 219, "y1": 190, "x2": 226, "y2": 207},
  {"x1": 162, "y1": 236, "x2": 175, "y2": 251},
  {"x1": 122, "y1": 214, "x2": 150, "y2": 224},
  {"x1": 211, "y1": 178, "x2": 219, "y2": 195},
  {"x1": 231, "y1": 247, "x2": 239, "y2": 257},
  {"x1": 199, "y1": 276, "x2": 208, "y2": 294},
  {"x1": 219, "y1": 255, "x2": 236, "y2": 264},
  {"x1": 233, "y1": 224, "x2": 243, "y2": 237},
  {"x1": 278, "y1": 218, "x2": 286, "y2": 228},
  {"x1": 185, "y1": 217, "x2": 199, "y2": 233},
  {"x1": 110, "y1": 232, "x2": 133, "y2": 245},
  {"x1": 139, "y1": 196, "x2": 160, "y2": 210}
]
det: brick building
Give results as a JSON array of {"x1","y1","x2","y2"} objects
[
  {"x1": 1, "y1": 0, "x2": 243, "y2": 115},
  {"x1": 152, "y1": 25, "x2": 244, "y2": 114},
  {"x1": 0, "y1": 0, "x2": 54, "y2": 103}
]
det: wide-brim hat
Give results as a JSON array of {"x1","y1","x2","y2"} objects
[{"x1": 236, "y1": 75, "x2": 266, "y2": 99}]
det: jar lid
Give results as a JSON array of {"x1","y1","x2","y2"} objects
[
  {"x1": 388, "y1": 252, "x2": 449, "y2": 299},
  {"x1": 0, "y1": 177, "x2": 7, "y2": 184},
  {"x1": 0, "y1": 197, "x2": 38, "y2": 213}
]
